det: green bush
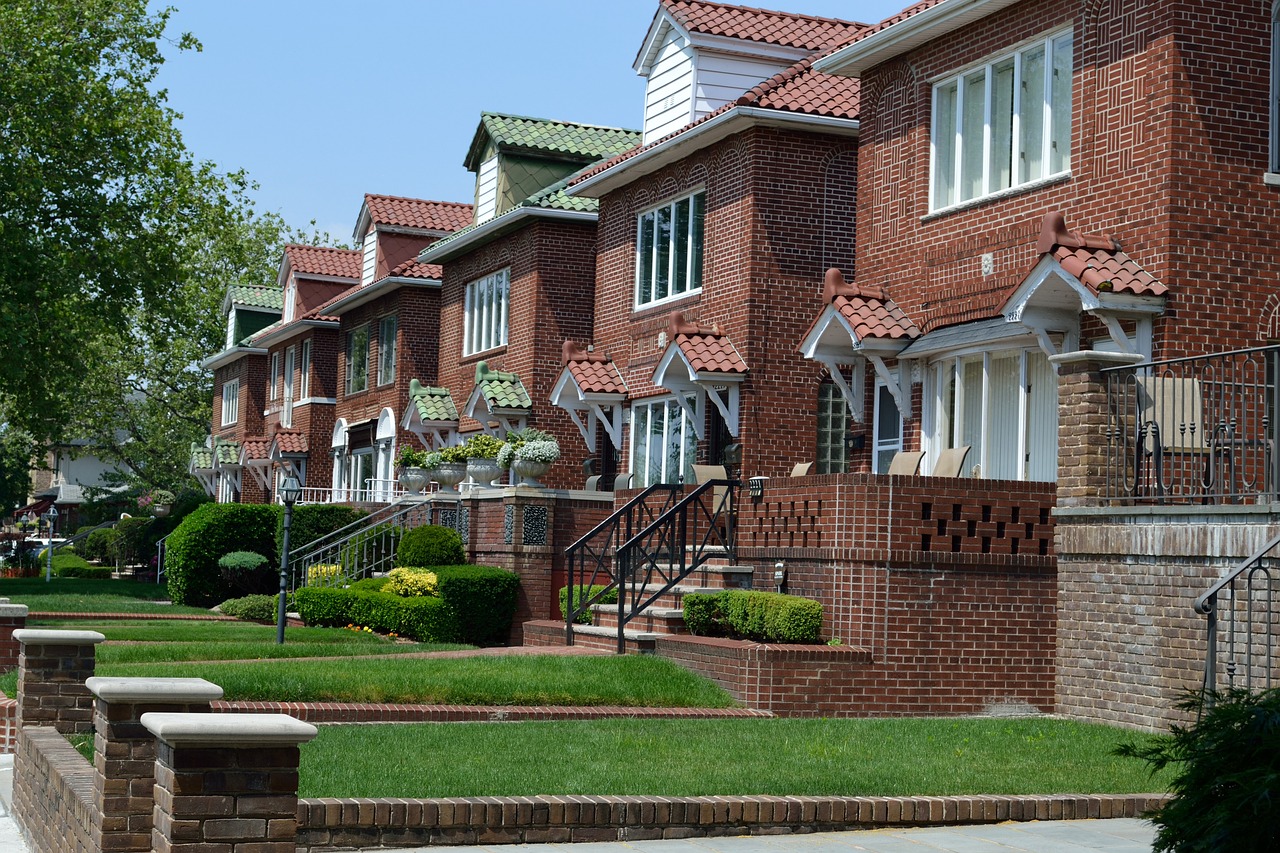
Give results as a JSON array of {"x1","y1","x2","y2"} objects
[
  {"x1": 219, "y1": 594, "x2": 280, "y2": 623},
  {"x1": 217, "y1": 551, "x2": 274, "y2": 596},
  {"x1": 280, "y1": 504, "x2": 367, "y2": 557},
  {"x1": 51, "y1": 553, "x2": 112, "y2": 579},
  {"x1": 164, "y1": 503, "x2": 281, "y2": 606},
  {"x1": 681, "y1": 590, "x2": 823, "y2": 643},
  {"x1": 294, "y1": 587, "x2": 460, "y2": 642},
  {"x1": 82, "y1": 527, "x2": 118, "y2": 562},
  {"x1": 349, "y1": 577, "x2": 389, "y2": 592},
  {"x1": 385, "y1": 567, "x2": 439, "y2": 597},
  {"x1": 1115, "y1": 688, "x2": 1280, "y2": 852},
  {"x1": 112, "y1": 515, "x2": 158, "y2": 566},
  {"x1": 559, "y1": 584, "x2": 619, "y2": 624},
  {"x1": 433, "y1": 565, "x2": 520, "y2": 645},
  {"x1": 395, "y1": 525, "x2": 464, "y2": 569}
]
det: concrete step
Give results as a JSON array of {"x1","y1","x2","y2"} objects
[
  {"x1": 564, "y1": 622, "x2": 658, "y2": 653},
  {"x1": 591, "y1": 605, "x2": 687, "y2": 635}
]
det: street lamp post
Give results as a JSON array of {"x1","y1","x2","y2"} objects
[
  {"x1": 42, "y1": 506, "x2": 58, "y2": 583},
  {"x1": 276, "y1": 475, "x2": 302, "y2": 644}
]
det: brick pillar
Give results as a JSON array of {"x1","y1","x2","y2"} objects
[
  {"x1": 0, "y1": 598, "x2": 29, "y2": 672},
  {"x1": 1050, "y1": 351, "x2": 1142, "y2": 508},
  {"x1": 86, "y1": 677, "x2": 224, "y2": 853},
  {"x1": 141, "y1": 712, "x2": 317, "y2": 853},
  {"x1": 14, "y1": 628, "x2": 105, "y2": 733}
]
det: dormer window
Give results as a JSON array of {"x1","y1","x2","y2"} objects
[
  {"x1": 475, "y1": 156, "x2": 499, "y2": 223},
  {"x1": 361, "y1": 228, "x2": 377, "y2": 286}
]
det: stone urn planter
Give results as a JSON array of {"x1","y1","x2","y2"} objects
[
  {"x1": 398, "y1": 467, "x2": 429, "y2": 496},
  {"x1": 150, "y1": 504, "x2": 172, "y2": 518},
  {"x1": 466, "y1": 458, "x2": 504, "y2": 488},
  {"x1": 432, "y1": 462, "x2": 468, "y2": 496},
  {"x1": 511, "y1": 457, "x2": 552, "y2": 488}
]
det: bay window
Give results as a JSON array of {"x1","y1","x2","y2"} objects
[
  {"x1": 463, "y1": 269, "x2": 509, "y2": 356},
  {"x1": 636, "y1": 191, "x2": 704, "y2": 306},
  {"x1": 631, "y1": 396, "x2": 698, "y2": 486},
  {"x1": 932, "y1": 31, "x2": 1073, "y2": 210}
]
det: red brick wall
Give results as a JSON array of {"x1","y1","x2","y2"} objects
[{"x1": 592, "y1": 126, "x2": 858, "y2": 479}]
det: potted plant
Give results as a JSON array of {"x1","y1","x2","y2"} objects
[
  {"x1": 396, "y1": 445, "x2": 431, "y2": 496},
  {"x1": 497, "y1": 428, "x2": 559, "y2": 487},
  {"x1": 461, "y1": 434, "x2": 505, "y2": 488},
  {"x1": 138, "y1": 489, "x2": 176, "y2": 518},
  {"x1": 433, "y1": 445, "x2": 470, "y2": 495}
]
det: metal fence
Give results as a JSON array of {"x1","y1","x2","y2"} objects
[
  {"x1": 1196, "y1": 532, "x2": 1280, "y2": 702},
  {"x1": 1103, "y1": 345, "x2": 1280, "y2": 504}
]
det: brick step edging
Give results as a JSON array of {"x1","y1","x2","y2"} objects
[
  {"x1": 30, "y1": 611, "x2": 237, "y2": 621},
  {"x1": 296, "y1": 792, "x2": 1170, "y2": 848},
  {"x1": 214, "y1": 701, "x2": 772, "y2": 723}
]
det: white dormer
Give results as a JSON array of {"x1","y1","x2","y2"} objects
[
  {"x1": 475, "y1": 156, "x2": 499, "y2": 223},
  {"x1": 283, "y1": 276, "x2": 297, "y2": 323},
  {"x1": 634, "y1": 8, "x2": 814, "y2": 144},
  {"x1": 361, "y1": 228, "x2": 377, "y2": 286}
]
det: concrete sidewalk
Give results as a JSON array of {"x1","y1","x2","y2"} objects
[{"x1": 0, "y1": 755, "x2": 30, "y2": 853}]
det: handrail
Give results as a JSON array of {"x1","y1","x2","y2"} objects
[
  {"x1": 563, "y1": 484, "x2": 681, "y2": 643},
  {"x1": 1195, "y1": 530, "x2": 1280, "y2": 705},
  {"x1": 611, "y1": 479, "x2": 739, "y2": 652}
]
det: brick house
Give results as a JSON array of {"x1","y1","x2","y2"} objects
[
  {"x1": 418, "y1": 114, "x2": 641, "y2": 490},
  {"x1": 561, "y1": 0, "x2": 864, "y2": 486}
]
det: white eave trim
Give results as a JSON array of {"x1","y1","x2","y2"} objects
[
  {"x1": 814, "y1": 0, "x2": 1021, "y2": 78},
  {"x1": 569, "y1": 107, "x2": 859, "y2": 198},
  {"x1": 251, "y1": 318, "x2": 340, "y2": 349},
  {"x1": 418, "y1": 207, "x2": 598, "y2": 264},
  {"x1": 201, "y1": 346, "x2": 268, "y2": 371},
  {"x1": 323, "y1": 276, "x2": 441, "y2": 316}
]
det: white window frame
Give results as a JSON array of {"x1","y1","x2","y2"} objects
[
  {"x1": 871, "y1": 381, "x2": 903, "y2": 474},
  {"x1": 635, "y1": 190, "x2": 705, "y2": 308},
  {"x1": 476, "y1": 156, "x2": 499, "y2": 223},
  {"x1": 345, "y1": 324, "x2": 370, "y2": 395},
  {"x1": 463, "y1": 269, "x2": 509, "y2": 357},
  {"x1": 361, "y1": 229, "x2": 377, "y2": 286},
  {"x1": 378, "y1": 315, "x2": 397, "y2": 386},
  {"x1": 282, "y1": 346, "x2": 295, "y2": 428},
  {"x1": 299, "y1": 339, "x2": 311, "y2": 400},
  {"x1": 220, "y1": 379, "x2": 240, "y2": 427},
  {"x1": 629, "y1": 395, "x2": 699, "y2": 487},
  {"x1": 269, "y1": 352, "x2": 280, "y2": 401},
  {"x1": 816, "y1": 381, "x2": 849, "y2": 475},
  {"x1": 283, "y1": 278, "x2": 296, "y2": 323},
  {"x1": 1272, "y1": 4, "x2": 1280, "y2": 173},
  {"x1": 930, "y1": 29, "x2": 1073, "y2": 212}
]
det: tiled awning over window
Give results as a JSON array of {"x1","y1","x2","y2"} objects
[
  {"x1": 240, "y1": 437, "x2": 272, "y2": 490},
  {"x1": 465, "y1": 361, "x2": 532, "y2": 436},
  {"x1": 213, "y1": 439, "x2": 242, "y2": 495},
  {"x1": 551, "y1": 341, "x2": 629, "y2": 450},
  {"x1": 268, "y1": 430, "x2": 308, "y2": 480},
  {"x1": 401, "y1": 379, "x2": 459, "y2": 448},
  {"x1": 652, "y1": 312, "x2": 747, "y2": 439},
  {"x1": 189, "y1": 442, "x2": 215, "y2": 497},
  {"x1": 798, "y1": 268, "x2": 918, "y2": 421}
]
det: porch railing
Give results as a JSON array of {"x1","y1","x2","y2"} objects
[
  {"x1": 563, "y1": 484, "x2": 681, "y2": 643},
  {"x1": 285, "y1": 498, "x2": 432, "y2": 592},
  {"x1": 1103, "y1": 345, "x2": 1280, "y2": 504},
  {"x1": 292, "y1": 479, "x2": 417, "y2": 505},
  {"x1": 1195, "y1": 531, "x2": 1280, "y2": 705}
]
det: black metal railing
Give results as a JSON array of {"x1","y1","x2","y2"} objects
[
  {"x1": 1103, "y1": 345, "x2": 1280, "y2": 504},
  {"x1": 611, "y1": 479, "x2": 739, "y2": 652},
  {"x1": 563, "y1": 484, "x2": 681, "y2": 643},
  {"x1": 286, "y1": 498, "x2": 445, "y2": 592},
  {"x1": 1195, "y1": 532, "x2": 1280, "y2": 706}
]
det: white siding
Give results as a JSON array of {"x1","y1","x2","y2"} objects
[
  {"x1": 643, "y1": 26, "x2": 695, "y2": 143},
  {"x1": 694, "y1": 53, "x2": 790, "y2": 120},
  {"x1": 475, "y1": 156, "x2": 499, "y2": 222},
  {"x1": 361, "y1": 229, "x2": 377, "y2": 286}
]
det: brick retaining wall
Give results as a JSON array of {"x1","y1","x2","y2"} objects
[{"x1": 12, "y1": 726, "x2": 95, "y2": 853}]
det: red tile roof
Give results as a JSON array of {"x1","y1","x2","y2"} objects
[
  {"x1": 1037, "y1": 212, "x2": 1167, "y2": 297},
  {"x1": 828, "y1": 0, "x2": 944, "y2": 48},
  {"x1": 271, "y1": 430, "x2": 308, "y2": 455},
  {"x1": 820, "y1": 268, "x2": 919, "y2": 341},
  {"x1": 389, "y1": 258, "x2": 443, "y2": 280},
  {"x1": 562, "y1": 341, "x2": 628, "y2": 396},
  {"x1": 240, "y1": 438, "x2": 271, "y2": 462},
  {"x1": 364, "y1": 195, "x2": 473, "y2": 233},
  {"x1": 668, "y1": 312, "x2": 748, "y2": 374},
  {"x1": 661, "y1": 0, "x2": 865, "y2": 50},
  {"x1": 284, "y1": 245, "x2": 360, "y2": 280}
]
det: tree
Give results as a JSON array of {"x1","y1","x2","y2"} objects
[{"x1": 0, "y1": 426, "x2": 36, "y2": 516}]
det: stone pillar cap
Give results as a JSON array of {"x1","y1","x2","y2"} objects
[
  {"x1": 0, "y1": 602, "x2": 28, "y2": 617},
  {"x1": 141, "y1": 712, "x2": 317, "y2": 746},
  {"x1": 87, "y1": 677, "x2": 224, "y2": 703},
  {"x1": 12, "y1": 628, "x2": 106, "y2": 645}
]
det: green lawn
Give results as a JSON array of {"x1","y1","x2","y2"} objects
[
  {"x1": 299, "y1": 717, "x2": 1170, "y2": 798},
  {"x1": 0, "y1": 576, "x2": 206, "y2": 614}
]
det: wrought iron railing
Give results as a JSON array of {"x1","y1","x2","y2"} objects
[
  {"x1": 1195, "y1": 532, "x2": 1280, "y2": 705},
  {"x1": 293, "y1": 479, "x2": 419, "y2": 505},
  {"x1": 285, "y1": 498, "x2": 444, "y2": 592},
  {"x1": 1103, "y1": 345, "x2": 1280, "y2": 504},
  {"x1": 610, "y1": 479, "x2": 738, "y2": 651},
  {"x1": 563, "y1": 484, "x2": 681, "y2": 643}
]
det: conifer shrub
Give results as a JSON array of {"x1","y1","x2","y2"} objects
[{"x1": 395, "y1": 525, "x2": 464, "y2": 569}]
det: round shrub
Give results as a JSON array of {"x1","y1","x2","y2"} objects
[
  {"x1": 82, "y1": 527, "x2": 118, "y2": 562},
  {"x1": 219, "y1": 594, "x2": 280, "y2": 623},
  {"x1": 164, "y1": 503, "x2": 281, "y2": 606},
  {"x1": 385, "y1": 567, "x2": 439, "y2": 597},
  {"x1": 395, "y1": 525, "x2": 464, "y2": 569},
  {"x1": 217, "y1": 551, "x2": 274, "y2": 596}
]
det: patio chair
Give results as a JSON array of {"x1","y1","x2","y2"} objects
[
  {"x1": 931, "y1": 446, "x2": 971, "y2": 478},
  {"x1": 790, "y1": 462, "x2": 813, "y2": 477},
  {"x1": 886, "y1": 450, "x2": 925, "y2": 476}
]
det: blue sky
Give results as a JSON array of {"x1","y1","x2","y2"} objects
[{"x1": 157, "y1": 0, "x2": 908, "y2": 245}]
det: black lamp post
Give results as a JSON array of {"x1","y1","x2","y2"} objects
[
  {"x1": 276, "y1": 475, "x2": 302, "y2": 644},
  {"x1": 42, "y1": 505, "x2": 58, "y2": 583}
]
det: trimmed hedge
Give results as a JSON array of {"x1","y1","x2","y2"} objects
[
  {"x1": 559, "y1": 584, "x2": 619, "y2": 624},
  {"x1": 294, "y1": 587, "x2": 460, "y2": 642},
  {"x1": 278, "y1": 504, "x2": 367, "y2": 557},
  {"x1": 164, "y1": 503, "x2": 281, "y2": 606},
  {"x1": 219, "y1": 594, "x2": 280, "y2": 623},
  {"x1": 682, "y1": 590, "x2": 823, "y2": 644},
  {"x1": 52, "y1": 554, "x2": 112, "y2": 579},
  {"x1": 82, "y1": 528, "x2": 117, "y2": 562},
  {"x1": 395, "y1": 525, "x2": 464, "y2": 569},
  {"x1": 432, "y1": 565, "x2": 520, "y2": 645}
]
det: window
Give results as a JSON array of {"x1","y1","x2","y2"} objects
[
  {"x1": 269, "y1": 352, "x2": 280, "y2": 401},
  {"x1": 636, "y1": 191, "x2": 704, "y2": 306},
  {"x1": 463, "y1": 269, "x2": 509, "y2": 356},
  {"x1": 872, "y1": 383, "x2": 903, "y2": 474},
  {"x1": 282, "y1": 346, "x2": 295, "y2": 428},
  {"x1": 928, "y1": 347, "x2": 1057, "y2": 481},
  {"x1": 361, "y1": 229, "x2": 377, "y2": 286},
  {"x1": 345, "y1": 325, "x2": 369, "y2": 395},
  {"x1": 630, "y1": 396, "x2": 698, "y2": 486},
  {"x1": 931, "y1": 31, "x2": 1073, "y2": 210},
  {"x1": 283, "y1": 279, "x2": 296, "y2": 323},
  {"x1": 816, "y1": 382, "x2": 848, "y2": 474},
  {"x1": 476, "y1": 156, "x2": 499, "y2": 222},
  {"x1": 220, "y1": 379, "x2": 239, "y2": 426},
  {"x1": 298, "y1": 339, "x2": 311, "y2": 400},
  {"x1": 1273, "y1": 4, "x2": 1280, "y2": 172},
  {"x1": 378, "y1": 315, "x2": 397, "y2": 385}
]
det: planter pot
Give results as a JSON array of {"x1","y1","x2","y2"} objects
[
  {"x1": 432, "y1": 462, "x2": 468, "y2": 496},
  {"x1": 511, "y1": 457, "x2": 553, "y2": 487},
  {"x1": 151, "y1": 504, "x2": 171, "y2": 518},
  {"x1": 398, "y1": 467, "x2": 429, "y2": 496},
  {"x1": 466, "y1": 458, "x2": 503, "y2": 488}
]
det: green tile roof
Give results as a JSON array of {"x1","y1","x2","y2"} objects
[
  {"x1": 407, "y1": 379, "x2": 459, "y2": 423},
  {"x1": 474, "y1": 361, "x2": 532, "y2": 410},
  {"x1": 214, "y1": 439, "x2": 241, "y2": 465},
  {"x1": 228, "y1": 284, "x2": 283, "y2": 311},
  {"x1": 189, "y1": 443, "x2": 213, "y2": 470},
  {"x1": 474, "y1": 113, "x2": 640, "y2": 164}
]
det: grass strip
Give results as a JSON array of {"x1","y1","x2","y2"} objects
[
  {"x1": 299, "y1": 717, "x2": 1171, "y2": 798},
  {"x1": 99, "y1": 654, "x2": 735, "y2": 706},
  {"x1": 97, "y1": 641, "x2": 469, "y2": 664},
  {"x1": 35, "y1": 619, "x2": 446, "y2": 647},
  {"x1": 0, "y1": 576, "x2": 207, "y2": 614}
]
